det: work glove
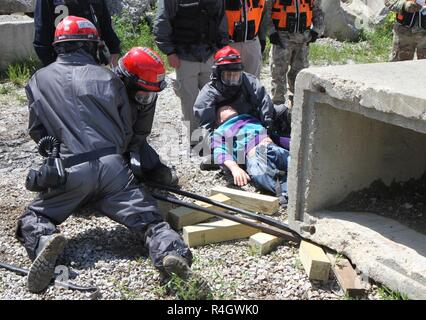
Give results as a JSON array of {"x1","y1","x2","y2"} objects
[
  {"x1": 403, "y1": 0, "x2": 422, "y2": 13},
  {"x1": 309, "y1": 30, "x2": 319, "y2": 43},
  {"x1": 259, "y1": 39, "x2": 266, "y2": 54},
  {"x1": 269, "y1": 32, "x2": 282, "y2": 46}
]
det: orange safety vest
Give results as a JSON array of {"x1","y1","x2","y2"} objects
[
  {"x1": 271, "y1": 0, "x2": 313, "y2": 33},
  {"x1": 396, "y1": 5, "x2": 426, "y2": 29},
  {"x1": 225, "y1": 0, "x2": 265, "y2": 41}
]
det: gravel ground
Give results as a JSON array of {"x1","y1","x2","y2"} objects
[
  {"x1": 0, "y1": 66, "x2": 381, "y2": 300},
  {"x1": 333, "y1": 175, "x2": 426, "y2": 235}
]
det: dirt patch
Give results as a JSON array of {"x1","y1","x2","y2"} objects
[{"x1": 333, "y1": 174, "x2": 426, "y2": 234}]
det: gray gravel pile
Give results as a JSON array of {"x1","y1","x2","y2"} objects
[{"x1": 0, "y1": 65, "x2": 380, "y2": 300}]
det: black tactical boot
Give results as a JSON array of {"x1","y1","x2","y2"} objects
[
  {"x1": 27, "y1": 234, "x2": 66, "y2": 293},
  {"x1": 162, "y1": 254, "x2": 212, "y2": 300},
  {"x1": 145, "y1": 162, "x2": 179, "y2": 186}
]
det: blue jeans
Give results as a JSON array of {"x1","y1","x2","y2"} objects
[{"x1": 246, "y1": 143, "x2": 289, "y2": 195}]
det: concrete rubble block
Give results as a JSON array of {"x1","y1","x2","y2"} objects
[
  {"x1": 288, "y1": 60, "x2": 426, "y2": 299},
  {"x1": 0, "y1": 0, "x2": 35, "y2": 14},
  {"x1": 322, "y1": 0, "x2": 389, "y2": 41},
  {"x1": 0, "y1": 15, "x2": 37, "y2": 71}
]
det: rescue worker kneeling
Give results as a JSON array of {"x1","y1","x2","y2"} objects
[
  {"x1": 16, "y1": 16, "x2": 209, "y2": 297},
  {"x1": 115, "y1": 47, "x2": 178, "y2": 187}
]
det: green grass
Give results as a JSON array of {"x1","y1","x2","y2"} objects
[
  {"x1": 166, "y1": 273, "x2": 214, "y2": 300},
  {"x1": 309, "y1": 13, "x2": 394, "y2": 66},
  {"x1": 0, "y1": 85, "x2": 12, "y2": 95},
  {"x1": 377, "y1": 284, "x2": 409, "y2": 300},
  {"x1": 1, "y1": 57, "x2": 40, "y2": 87},
  {"x1": 112, "y1": 14, "x2": 170, "y2": 70}
]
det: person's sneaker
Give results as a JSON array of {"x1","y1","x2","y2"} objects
[
  {"x1": 199, "y1": 155, "x2": 220, "y2": 171},
  {"x1": 162, "y1": 254, "x2": 212, "y2": 300},
  {"x1": 145, "y1": 163, "x2": 179, "y2": 186},
  {"x1": 27, "y1": 234, "x2": 67, "y2": 293}
]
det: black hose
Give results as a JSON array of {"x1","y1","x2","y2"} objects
[
  {"x1": 37, "y1": 136, "x2": 60, "y2": 158},
  {"x1": 147, "y1": 182, "x2": 295, "y2": 234},
  {"x1": 152, "y1": 192, "x2": 300, "y2": 242},
  {"x1": 0, "y1": 262, "x2": 99, "y2": 293}
]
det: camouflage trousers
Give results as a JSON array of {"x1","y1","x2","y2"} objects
[
  {"x1": 270, "y1": 32, "x2": 310, "y2": 105},
  {"x1": 391, "y1": 23, "x2": 426, "y2": 61}
]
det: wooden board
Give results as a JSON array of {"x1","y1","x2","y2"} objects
[
  {"x1": 182, "y1": 218, "x2": 259, "y2": 247},
  {"x1": 210, "y1": 186, "x2": 279, "y2": 215},
  {"x1": 249, "y1": 232, "x2": 284, "y2": 255},
  {"x1": 168, "y1": 193, "x2": 232, "y2": 230},
  {"x1": 299, "y1": 240, "x2": 331, "y2": 281},
  {"x1": 327, "y1": 253, "x2": 367, "y2": 298}
]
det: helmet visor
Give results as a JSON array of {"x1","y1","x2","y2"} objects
[
  {"x1": 221, "y1": 70, "x2": 242, "y2": 86},
  {"x1": 134, "y1": 91, "x2": 157, "y2": 105}
]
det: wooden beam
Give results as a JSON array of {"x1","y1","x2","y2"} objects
[
  {"x1": 157, "y1": 200, "x2": 174, "y2": 222},
  {"x1": 210, "y1": 186, "x2": 279, "y2": 215},
  {"x1": 249, "y1": 232, "x2": 284, "y2": 255},
  {"x1": 326, "y1": 253, "x2": 367, "y2": 298},
  {"x1": 183, "y1": 218, "x2": 259, "y2": 247},
  {"x1": 299, "y1": 240, "x2": 331, "y2": 281},
  {"x1": 168, "y1": 193, "x2": 232, "y2": 230}
]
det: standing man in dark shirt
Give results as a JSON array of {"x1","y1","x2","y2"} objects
[
  {"x1": 33, "y1": 0, "x2": 121, "y2": 67},
  {"x1": 153, "y1": 0, "x2": 229, "y2": 146}
]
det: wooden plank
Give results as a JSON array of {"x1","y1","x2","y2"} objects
[
  {"x1": 183, "y1": 218, "x2": 259, "y2": 247},
  {"x1": 299, "y1": 240, "x2": 331, "y2": 281},
  {"x1": 157, "y1": 200, "x2": 174, "y2": 222},
  {"x1": 327, "y1": 253, "x2": 367, "y2": 298},
  {"x1": 168, "y1": 193, "x2": 232, "y2": 230},
  {"x1": 249, "y1": 232, "x2": 284, "y2": 255},
  {"x1": 210, "y1": 186, "x2": 279, "y2": 215}
]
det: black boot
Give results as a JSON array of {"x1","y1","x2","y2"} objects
[
  {"x1": 162, "y1": 254, "x2": 212, "y2": 300},
  {"x1": 144, "y1": 162, "x2": 179, "y2": 186},
  {"x1": 27, "y1": 234, "x2": 66, "y2": 293}
]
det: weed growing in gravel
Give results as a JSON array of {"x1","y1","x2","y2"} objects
[
  {"x1": 377, "y1": 284, "x2": 409, "y2": 300},
  {"x1": 2, "y1": 57, "x2": 40, "y2": 87},
  {"x1": 0, "y1": 85, "x2": 12, "y2": 95},
  {"x1": 115, "y1": 279, "x2": 143, "y2": 300},
  {"x1": 293, "y1": 257, "x2": 304, "y2": 270},
  {"x1": 166, "y1": 273, "x2": 214, "y2": 300}
]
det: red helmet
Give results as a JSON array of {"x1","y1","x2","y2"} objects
[
  {"x1": 214, "y1": 46, "x2": 243, "y2": 69},
  {"x1": 53, "y1": 16, "x2": 100, "y2": 45},
  {"x1": 118, "y1": 47, "x2": 166, "y2": 92}
]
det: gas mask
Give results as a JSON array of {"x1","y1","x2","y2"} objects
[{"x1": 221, "y1": 70, "x2": 243, "y2": 86}]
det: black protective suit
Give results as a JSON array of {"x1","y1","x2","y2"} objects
[
  {"x1": 194, "y1": 72, "x2": 276, "y2": 135},
  {"x1": 16, "y1": 50, "x2": 191, "y2": 270}
]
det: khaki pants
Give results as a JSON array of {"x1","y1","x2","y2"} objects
[
  {"x1": 391, "y1": 23, "x2": 426, "y2": 61},
  {"x1": 230, "y1": 37, "x2": 262, "y2": 78},
  {"x1": 173, "y1": 56, "x2": 214, "y2": 143},
  {"x1": 270, "y1": 32, "x2": 310, "y2": 105}
]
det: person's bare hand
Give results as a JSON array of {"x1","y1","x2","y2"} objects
[
  {"x1": 167, "y1": 53, "x2": 181, "y2": 69},
  {"x1": 230, "y1": 166, "x2": 251, "y2": 187}
]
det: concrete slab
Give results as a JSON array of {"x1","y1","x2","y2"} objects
[
  {"x1": 0, "y1": 15, "x2": 36, "y2": 70},
  {"x1": 288, "y1": 60, "x2": 426, "y2": 299}
]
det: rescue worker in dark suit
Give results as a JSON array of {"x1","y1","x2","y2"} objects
[{"x1": 18, "y1": 16, "x2": 208, "y2": 297}]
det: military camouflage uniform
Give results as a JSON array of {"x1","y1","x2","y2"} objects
[
  {"x1": 266, "y1": 0, "x2": 324, "y2": 105},
  {"x1": 385, "y1": 0, "x2": 426, "y2": 61}
]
